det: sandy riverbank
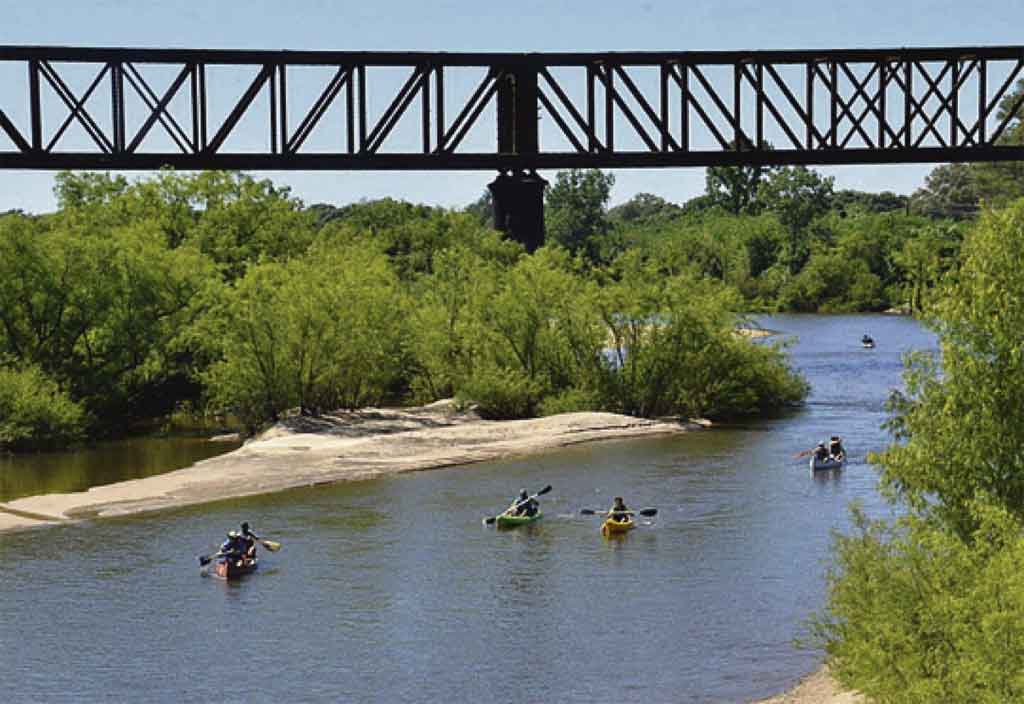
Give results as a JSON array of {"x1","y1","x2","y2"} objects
[
  {"x1": 0, "y1": 401, "x2": 702, "y2": 533},
  {"x1": 751, "y1": 665, "x2": 864, "y2": 704}
]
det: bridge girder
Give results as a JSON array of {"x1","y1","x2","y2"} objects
[{"x1": 1, "y1": 44, "x2": 1024, "y2": 246}]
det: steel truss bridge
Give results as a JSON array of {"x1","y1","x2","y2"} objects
[{"x1": 1, "y1": 44, "x2": 1023, "y2": 247}]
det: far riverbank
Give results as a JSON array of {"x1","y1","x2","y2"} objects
[{"x1": 0, "y1": 401, "x2": 702, "y2": 533}]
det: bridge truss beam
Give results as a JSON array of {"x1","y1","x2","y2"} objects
[{"x1": 1, "y1": 45, "x2": 1023, "y2": 171}]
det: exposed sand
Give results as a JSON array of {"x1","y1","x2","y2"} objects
[
  {"x1": 751, "y1": 666, "x2": 865, "y2": 704},
  {"x1": 0, "y1": 401, "x2": 702, "y2": 533}
]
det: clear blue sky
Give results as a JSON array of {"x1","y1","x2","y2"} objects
[{"x1": 2, "y1": 0, "x2": 1021, "y2": 213}]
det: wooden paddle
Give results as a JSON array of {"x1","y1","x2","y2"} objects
[
  {"x1": 250, "y1": 535, "x2": 282, "y2": 552},
  {"x1": 483, "y1": 485, "x2": 552, "y2": 525},
  {"x1": 580, "y1": 507, "x2": 658, "y2": 517},
  {"x1": 198, "y1": 551, "x2": 224, "y2": 567}
]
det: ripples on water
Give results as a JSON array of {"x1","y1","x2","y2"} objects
[{"x1": 0, "y1": 314, "x2": 936, "y2": 703}]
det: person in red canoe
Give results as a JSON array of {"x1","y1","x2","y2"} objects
[
  {"x1": 219, "y1": 530, "x2": 247, "y2": 563},
  {"x1": 239, "y1": 522, "x2": 258, "y2": 559}
]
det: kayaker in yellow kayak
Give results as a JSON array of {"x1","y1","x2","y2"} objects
[
  {"x1": 608, "y1": 497, "x2": 630, "y2": 523},
  {"x1": 509, "y1": 488, "x2": 540, "y2": 517}
]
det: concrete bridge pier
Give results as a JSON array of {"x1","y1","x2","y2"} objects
[{"x1": 488, "y1": 169, "x2": 547, "y2": 253}]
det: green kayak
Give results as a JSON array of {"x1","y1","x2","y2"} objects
[{"x1": 495, "y1": 512, "x2": 543, "y2": 529}]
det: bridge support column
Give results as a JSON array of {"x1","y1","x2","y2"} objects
[{"x1": 488, "y1": 170, "x2": 547, "y2": 253}]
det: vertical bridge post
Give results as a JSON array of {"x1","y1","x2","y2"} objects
[{"x1": 489, "y1": 63, "x2": 546, "y2": 252}]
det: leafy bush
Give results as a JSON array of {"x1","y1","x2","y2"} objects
[
  {"x1": 458, "y1": 363, "x2": 543, "y2": 419},
  {"x1": 0, "y1": 364, "x2": 85, "y2": 450},
  {"x1": 815, "y1": 199, "x2": 1024, "y2": 701}
]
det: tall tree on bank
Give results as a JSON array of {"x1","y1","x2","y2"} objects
[
  {"x1": 545, "y1": 169, "x2": 616, "y2": 264},
  {"x1": 910, "y1": 162, "x2": 981, "y2": 220},
  {"x1": 704, "y1": 139, "x2": 776, "y2": 214},
  {"x1": 758, "y1": 166, "x2": 834, "y2": 273}
]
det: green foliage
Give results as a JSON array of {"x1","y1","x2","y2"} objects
[
  {"x1": 595, "y1": 253, "x2": 806, "y2": 418},
  {"x1": 703, "y1": 138, "x2": 776, "y2": 215},
  {"x1": 200, "y1": 243, "x2": 406, "y2": 430},
  {"x1": 778, "y1": 251, "x2": 884, "y2": 312},
  {"x1": 0, "y1": 211, "x2": 215, "y2": 426},
  {"x1": 831, "y1": 189, "x2": 908, "y2": 215},
  {"x1": 608, "y1": 192, "x2": 683, "y2": 227},
  {"x1": 9, "y1": 156, "x2": 999, "y2": 458},
  {"x1": 815, "y1": 505, "x2": 1024, "y2": 704},
  {"x1": 463, "y1": 189, "x2": 494, "y2": 226},
  {"x1": 815, "y1": 198, "x2": 1024, "y2": 701},
  {"x1": 758, "y1": 166, "x2": 835, "y2": 273},
  {"x1": 545, "y1": 169, "x2": 617, "y2": 264},
  {"x1": 910, "y1": 163, "x2": 981, "y2": 220},
  {"x1": 319, "y1": 205, "x2": 519, "y2": 280},
  {"x1": 406, "y1": 244, "x2": 504, "y2": 401},
  {"x1": 460, "y1": 247, "x2": 606, "y2": 418},
  {"x1": 878, "y1": 200, "x2": 1024, "y2": 531},
  {"x1": 0, "y1": 363, "x2": 85, "y2": 450}
]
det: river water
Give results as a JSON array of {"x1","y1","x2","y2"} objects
[{"x1": 0, "y1": 314, "x2": 934, "y2": 703}]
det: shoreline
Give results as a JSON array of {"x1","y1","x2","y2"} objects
[
  {"x1": 751, "y1": 665, "x2": 864, "y2": 704},
  {"x1": 0, "y1": 401, "x2": 702, "y2": 534}
]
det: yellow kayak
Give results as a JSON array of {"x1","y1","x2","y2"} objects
[{"x1": 601, "y1": 517, "x2": 635, "y2": 536}]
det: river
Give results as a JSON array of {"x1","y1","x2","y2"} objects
[{"x1": 0, "y1": 313, "x2": 934, "y2": 703}]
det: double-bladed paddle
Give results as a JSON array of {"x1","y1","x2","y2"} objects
[
  {"x1": 483, "y1": 485, "x2": 552, "y2": 525},
  {"x1": 580, "y1": 507, "x2": 658, "y2": 517}
]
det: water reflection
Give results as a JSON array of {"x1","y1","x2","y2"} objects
[{"x1": 0, "y1": 436, "x2": 241, "y2": 501}]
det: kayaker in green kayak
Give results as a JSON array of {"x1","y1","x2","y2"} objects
[{"x1": 509, "y1": 488, "x2": 540, "y2": 517}]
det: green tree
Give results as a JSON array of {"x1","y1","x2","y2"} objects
[
  {"x1": 596, "y1": 252, "x2": 807, "y2": 418},
  {"x1": 406, "y1": 244, "x2": 501, "y2": 400},
  {"x1": 0, "y1": 363, "x2": 85, "y2": 450},
  {"x1": 758, "y1": 166, "x2": 834, "y2": 273},
  {"x1": 608, "y1": 193, "x2": 683, "y2": 227},
  {"x1": 545, "y1": 169, "x2": 617, "y2": 264},
  {"x1": 460, "y1": 247, "x2": 604, "y2": 418},
  {"x1": 201, "y1": 243, "x2": 406, "y2": 429},
  {"x1": 880, "y1": 200, "x2": 1024, "y2": 531},
  {"x1": 815, "y1": 199, "x2": 1024, "y2": 702},
  {"x1": 831, "y1": 188, "x2": 908, "y2": 215},
  {"x1": 0, "y1": 214, "x2": 214, "y2": 425},
  {"x1": 463, "y1": 189, "x2": 494, "y2": 226},
  {"x1": 778, "y1": 251, "x2": 884, "y2": 312},
  {"x1": 910, "y1": 162, "x2": 980, "y2": 220},
  {"x1": 704, "y1": 139, "x2": 776, "y2": 214},
  {"x1": 890, "y1": 223, "x2": 962, "y2": 313}
]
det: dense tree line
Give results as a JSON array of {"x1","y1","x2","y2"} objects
[
  {"x1": 545, "y1": 163, "x2": 966, "y2": 315},
  {"x1": 0, "y1": 170, "x2": 809, "y2": 449},
  {"x1": 4, "y1": 76, "x2": 1019, "y2": 452}
]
